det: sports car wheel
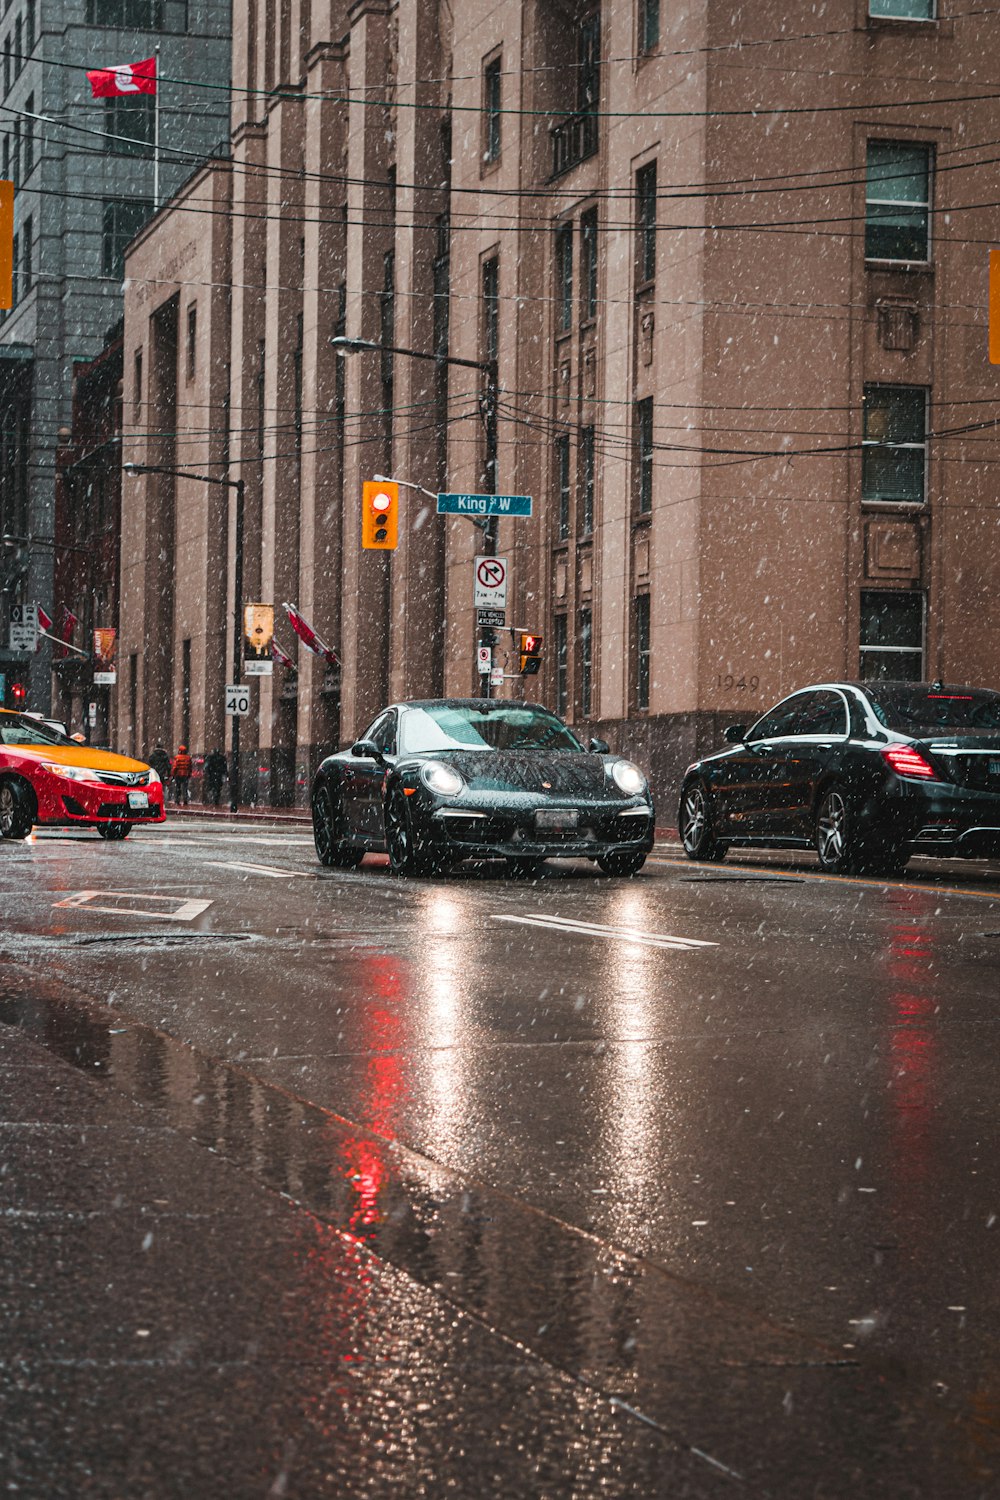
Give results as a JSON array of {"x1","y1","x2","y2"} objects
[
  {"x1": 597, "y1": 850, "x2": 647, "y2": 877},
  {"x1": 506, "y1": 857, "x2": 543, "y2": 878},
  {"x1": 678, "y1": 780, "x2": 728, "y2": 862},
  {"x1": 0, "y1": 778, "x2": 33, "y2": 840},
  {"x1": 385, "y1": 789, "x2": 419, "y2": 875},
  {"x1": 312, "y1": 786, "x2": 364, "y2": 869},
  {"x1": 97, "y1": 822, "x2": 132, "y2": 841}
]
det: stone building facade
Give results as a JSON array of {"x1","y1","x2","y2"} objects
[
  {"x1": 0, "y1": 0, "x2": 230, "y2": 709},
  {"x1": 118, "y1": 0, "x2": 1000, "y2": 807}
]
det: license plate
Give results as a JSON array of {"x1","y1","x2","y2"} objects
[
  {"x1": 535, "y1": 808, "x2": 578, "y2": 832},
  {"x1": 990, "y1": 761, "x2": 1000, "y2": 777},
  {"x1": 128, "y1": 791, "x2": 149, "y2": 809}
]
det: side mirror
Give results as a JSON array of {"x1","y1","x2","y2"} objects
[
  {"x1": 723, "y1": 724, "x2": 747, "y2": 744},
  {"x1": 351, "y1": 738, "x2": 383, "y2": 762},
  {"x1": 589, "y1": 737, "x2": 610, "y2": 754}
]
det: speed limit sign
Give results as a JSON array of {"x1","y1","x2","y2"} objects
[{"x1": 225, "y1": 684, "x2": 250, "y2": 716}]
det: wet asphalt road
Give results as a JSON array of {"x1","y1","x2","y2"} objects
[{"x1": 1, "y1": 819, "x2": 999, "y2": 1497}]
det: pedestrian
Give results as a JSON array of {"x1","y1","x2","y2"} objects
[
  {"x1": 171, "y1": 743, "x2": 193, "y2": 805},
  {"x1": 203, "y1": 747, "x2": 227, "y2": 806},
  {"x1": 147, "y1": 742, "x2": 172, "y2": 785}
]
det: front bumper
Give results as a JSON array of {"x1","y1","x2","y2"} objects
[
  {"x1": 428, "y1": 797, "x2": 654, "y2": 860},
  {"x1": 34, "y1": 774, "x2": 166, "y2": 828}
]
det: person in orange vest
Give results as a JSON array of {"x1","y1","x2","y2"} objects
[{"x1": 171, "y1": 744, "x2": 193, "y2": 805}]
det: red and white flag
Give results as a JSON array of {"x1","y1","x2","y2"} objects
[
  {"x1": 282, "y1": 603, "x2": 340, "y2": 669},
  {"x1": 270, "y1": 638, "x2": 296, "y2": 671},
  {"x1": 35, "y1": 604, "x2": 52, "y2": 653},
  {"x1": 87, "y1": 57, "x2": 157, "y2": 98}
]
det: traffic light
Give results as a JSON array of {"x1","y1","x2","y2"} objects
[
  {"x1": 361, "y1": 480, "x2": 399, "y2": 550},
  {"x1": 8, "y1": 681, "x2": 26, "y2": 707},
  {"x1": 518, "y1": 632, "x2": 543, "y2": 675}
]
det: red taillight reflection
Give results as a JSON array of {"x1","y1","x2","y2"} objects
[{"x1": 882, "y1": 744, "x2": 936, "y2": 779}]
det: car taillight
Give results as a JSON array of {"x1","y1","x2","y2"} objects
[{"x1": 882, "y1": 745, "x2": 936, "y2": 780}]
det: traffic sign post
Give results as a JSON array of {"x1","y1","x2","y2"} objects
[
  {"x1": 438, "y1": 492, "x2": 532, "y2": 519},
  {"x1": 8, "y1": 603, "x2": 38, "y2": 654},
  {"x1": 473, "y1": 555, "x2": 508, "y2": 609},
  {"x1": 225, "y1": 684, "x2": 251, "y2": 716}
]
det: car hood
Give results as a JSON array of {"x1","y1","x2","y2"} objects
[
  {"x1": 432, "y1": 749, "x2": 615, "y2": 798},
  {"x1": 10, "y1": 745, "x2": 152, "y2": 774}
]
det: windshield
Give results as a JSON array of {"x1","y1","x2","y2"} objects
[
  {"x1": 399, "y1": 703, "x2": 584, "y2": 755},
  {"x1": 0, "y1": 714, "x2": 77, "y2": 748},
  {"x1": 866, "y1": 686, "x2": 1000, "y2": 733}
]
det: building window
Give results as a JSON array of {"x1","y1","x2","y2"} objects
[
  {"x1": 10, "y1": 229, "x2": 17, "y2": 305},
  {"x1": 866, "y1": 141, "x2": 931, "y2": 262},
  {"x1": 556, "y1": 432, "x2": 571, "y2": 542},
  {"x1": 186, "y1": 304, "x2": 197, "y2": 381},
  {"x1": 579, "y1": 605, "x2": 592, "y2": 719},
  {"x1": 3, "y1": 38, "x2": 9, "y2": 98},
  {"x1": 483, "y1": 54, "x2": 501, "y2": 165},
  {"x1": 22, "y1": 96, "x2": 32, "y2": 178},
  {"x1": 133, "y1": 348, "x2": 142, "y2": 422},
  {"x1": 481, "y1": 254, "x2": 499, "y2": 493},
  {"x1": 26, "y1": 0, "x2": 34, "y2": 51},
  {"x1": 580, "y1": 207, "x2": 598, "y2": 321},
  {"x1": 870, "y1": 0, "x2": 934, "y2": 17},
  {"x1": 862, "y1": 385, "x2": 926, "y2": 505},
  {"x1": 635, "y1": 161, "x2": 657, "y2": 286},
  {"x1": 555, "y1": 222, "x2": 573, "y2": 334},
  {"x1": 86, "y1": 0, "x2": 163, "y2": 26},
  {"x1": 20, "y1": 213, "x2": 30, "y2": 293},
  {"x1": 102, "y1": 198, "x2": 153, "y2": 280},
  {"x1": 554, "y1": 614, "x2": 568, "y2": 718},
  {"x1": 104, "y1": 95, "x2": 154, "y2": 158},
  {"x1": 634, "y1": 396, "x2": 654, "y2": 514},
  {"x1": 579, "y1": 425, "x2": 595, "y2": 535},
  {"x1": 634, "y1": 593, "x2": 650, "y2": 710},
  {"x1": 639, "y1": 0, "x2": 660, "y2": 52},
  {"x1": 860, "y1": 591, "x2": 924, "y2": 681},
  {"x1": 13, "y1": 17, "x2": 20, "y2": 73}
]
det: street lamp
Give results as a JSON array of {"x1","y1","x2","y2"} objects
[
  {"x1": 123, "y1": 461, "x2": 245, "y2": 813},
  {"x1": 331, "y1": 334, "x2": 501, "y2": 696}
]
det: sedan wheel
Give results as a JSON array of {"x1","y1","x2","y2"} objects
[
  {"x1": 312, "y1": 787, "x2": 364, "y2": 869},
  {"x1": 678, "y1": 780, "x2": 728, "y2": 862},
  {"x1": 0, "y1": 779, "x2": 33, "y2": 840},
  {"x1": 97, "y1": 822, "x2": 132, "y2": 841},
  {"x1": 814, "y1": 787, "x2": 862, "y2": 874}
]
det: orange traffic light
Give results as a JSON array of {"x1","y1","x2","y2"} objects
[
  {"x1": 0, "y1": 180, "x2": 12, "y2": 311},
  {"x1": 362, "y1": 480, "x2": 399, "y2": 550},
  {"x1": 518, "y1": 632, "x2": 543, "y2": 675}
]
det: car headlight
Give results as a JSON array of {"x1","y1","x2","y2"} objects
[
  {"x1": 609, "y1": 760, "x2": 647, "y2": 796},
  {"x1": 39, "y1": 762, "x2": 101, "y2": 783},
  {"x1": 145, "y1": 769, "x2": 160, "y2": 785},
  {"x1": 419, "y1": 761, "x2": 465, "y2": 796}
]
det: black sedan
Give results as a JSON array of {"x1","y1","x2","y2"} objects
[
  {"x1": 677, "y1": 681, "x2": 1000, "y2": 876},
  {"x1": 311, "y1": 699, "x2": 654, "y2": 876}
]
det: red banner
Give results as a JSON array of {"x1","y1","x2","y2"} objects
[
  {"x1": 59, "y1": 606, "x2": 78, "y2": 659},
  {"x1": 87, "y1": 57, "x2": 157, "y2": 98},
  {"x1": 270, "y1": 638, "x2": 295, "y2": 671}
]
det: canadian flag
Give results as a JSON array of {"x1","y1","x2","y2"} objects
[
  {"x1": 281, "y1": 603, "x2": 340, "y2": 670},
  {"x1": 87, "y1": 57, "x2": 157, "y2": 98},
  {"x1": 35, "y1": 604, "x2": 52, "y2": 654}
]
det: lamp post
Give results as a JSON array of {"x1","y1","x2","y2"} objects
[
  {"x1": 123, "y1": 462, "x2": 245, "y2": 813},
  {"x1": 331, "y1": 334, "x2": 500, "y2": 697}
]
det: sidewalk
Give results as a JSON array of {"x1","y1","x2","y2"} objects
[{"x1": 165, "y1": 801, "x2": 310, "y2": 824}]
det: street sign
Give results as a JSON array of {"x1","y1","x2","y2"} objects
[
  {"x1": 476, "y1": 607, "x2": 506, "y2": 627},
  {"x1": 225, "y1": 684, "x2": 250, "y2": 716},
  {"x1": 477, "y1": 645, "x2": 491, "y2": 675},
  {"x1": 474, "y1": 555, "x2": 508, "y2": 608},
  {"x1": 93, "y1": 672, "x2": 117, "y2": 686},
  {"x1": 244, "y1": 658, "x2": 273, "y2": 676},
  {"x1": 438, "y1": 492, "x2": 532, "y2": 518},
  {"x1": 8, "y1": 603, "x2": 37, "y2": 653},
  {"x1": 490, "y1": 666, "x2": 504, "y2": 687}
]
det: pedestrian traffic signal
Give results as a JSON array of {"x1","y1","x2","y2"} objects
[
  {"x1": 8, "y1": 681, "x2": 26, "y2": 707},
  {"x1": 362, "y1": 480, "x2": 399, "y2": 550},
  {"x1": 518, "y1": 632, "x2": 543, "y2": 675}
]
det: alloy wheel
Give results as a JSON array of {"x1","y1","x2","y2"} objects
[{"x1": 816, "y1": 789, "x2": 848, "y2": 867}]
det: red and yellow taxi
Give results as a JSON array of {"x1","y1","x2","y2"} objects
[{"x1": 0, "y1": 710, "x2": 166, "y2": 841}]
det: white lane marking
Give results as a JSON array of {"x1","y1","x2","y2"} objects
[
  {"x1": 52, "y1": 891, "x2": 213, "y2": 922},
  {"x1": 492, "y1": 913, "x2": 717, "y2": 951},
  {"x1": 206, "y1": 860, "x2": 306, "y2": 879}
]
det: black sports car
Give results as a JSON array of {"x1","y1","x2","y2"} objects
[
  {"x1": 677, "y1": 680, "x2": 1000, "y2": 876},
  {"x1": 311, "y1": 699, "x2": 654, "y2": 876}
]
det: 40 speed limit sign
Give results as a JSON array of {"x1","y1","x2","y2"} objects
[{"x1": 225, "y1": 684, "x2": 250, "y2": 716}]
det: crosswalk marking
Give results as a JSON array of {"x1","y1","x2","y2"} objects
[
  {"x1": 492, "y1": 913, "x2": 717, "y2": 951},
  {"x1": 207, "y1": 860, "x2": 307, "y2": 879}
]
